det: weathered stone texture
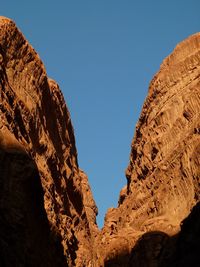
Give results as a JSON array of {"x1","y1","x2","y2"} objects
[
  {"x1": 0, "y1": 17, "x2": 97, "y2": 267},
  {"x1": 97, "y1": 33, "x2": 200, "y2": 266},
  {"x1": 0, "y1": 16, "x2": 199, "y2": 267}
]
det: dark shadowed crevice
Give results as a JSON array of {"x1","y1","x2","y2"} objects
[
  {"x1": 0, "y1": 148, "x2": 67, "y2": 267},
  {"x1": 104, "y1": 202, "x2": 200, "y2": 267}
]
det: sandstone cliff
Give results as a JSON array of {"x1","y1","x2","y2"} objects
[
  {"x1": 0, "y1": 17, "x2": 97, "y2": 267},
  {"x1": 97, "y1": 33, "x2": 200, "y2": 266},
  {"x1": 0, "y1": 16, "x2": 199, "y2": 267}
]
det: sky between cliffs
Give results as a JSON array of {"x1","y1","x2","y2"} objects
[{"x1": 1, "y1": 0, "x2": 200, "y2": 227}]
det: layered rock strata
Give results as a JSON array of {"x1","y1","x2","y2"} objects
[
  {"x1": 0, "y1": 16, "x2": 199, "y2": 267},
  {"x1": 97, "y1": 33, "x2": 200, "y2": 266},
  {"x1": 0, "y1": 17, "x2": 97, "y2": 267}
]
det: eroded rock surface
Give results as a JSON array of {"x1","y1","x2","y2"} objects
[
  {"x1": 97, "y1": 33, "x2": 200, "y2": 266},
  {"x1": 0, "y1": 17, "x2": 97, "y2": 267},
  {"x1": 0, "y1": 17, "x2": 199, "y2": 267}
]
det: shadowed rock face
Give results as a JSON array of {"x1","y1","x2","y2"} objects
[
  {"x1": 97, "y1": 33, "x2": 200, "y2": 266},
  {"x1": 0, "y1": 17, "x2": 199, "y2": 267},
  {"x1": 0, "y1": 17, "x2": 97, "y2": 266},
  {"x1": 0, "y1": 148, "x2": 67, "y2": 267}
]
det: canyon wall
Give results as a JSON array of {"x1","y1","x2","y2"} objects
[
  {"x1": 0, "y1": 17, "x2": 98, "y2": 267},
  {"x1": 0, "y1": 17, "x2": 199, "y2": 266},
  {"x1": 97, "y1": 32, "x2": 200, "y2": 266}
]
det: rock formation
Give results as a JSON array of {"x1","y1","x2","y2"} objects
[
  {"x1": 96, "y1": 32, "x2": 200, "y2": 266},
  {"x1": 0, "y1": 16, "x2": 199, "y2": 266},
  {"x1": 0, "y1": 16, "x2": 97, "y2": 267}
]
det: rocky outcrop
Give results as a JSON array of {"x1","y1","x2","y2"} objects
[
  {"x1": 97, "y1": 33, "x2": 200, "y2": 266},
  {"x1": 0, "y1": 16, "x2": 97, "y2": 266},
  {"x1": 0, "y1": 16, "x2": 199, "y2": 267}
]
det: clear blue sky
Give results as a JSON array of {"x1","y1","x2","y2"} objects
[{"x1": 1, "y1": 1, "x2": 199, "y2": 227}]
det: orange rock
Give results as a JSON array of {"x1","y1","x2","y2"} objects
[
  {"x1": 0, "y1": 17, "x2": 97, "y2": 266},
  {"x1": 97, "y1": 32, "x2": 200, "y2": 266},
  {"x1": 0, "y1": 17, "x2": 199, "y2": 266}
]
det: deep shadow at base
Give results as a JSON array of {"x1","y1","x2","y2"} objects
[
  {"x1": 105, "y1": 202, "x2": 200, "y2": 267},
  {"x1": 0, "y1": 148, "x2": 67, "y2": 267}
]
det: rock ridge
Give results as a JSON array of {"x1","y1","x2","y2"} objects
[
  {"x1": 96, "y1": 31, "x2": 200, "y2": 266},
  {"x1": 0, "y1": 16, "x2": 97, "y2": 267}
]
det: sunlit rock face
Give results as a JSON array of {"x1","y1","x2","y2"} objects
[
  {"x1": 97, "y1": 33, "x2": 200, "y2": 266},
  {"x1": 0, "y1": 17, "x2": 97, "y2": 267},
  {"x1": 0, "y1": 16, "x2": 199, "y2": 267}
]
